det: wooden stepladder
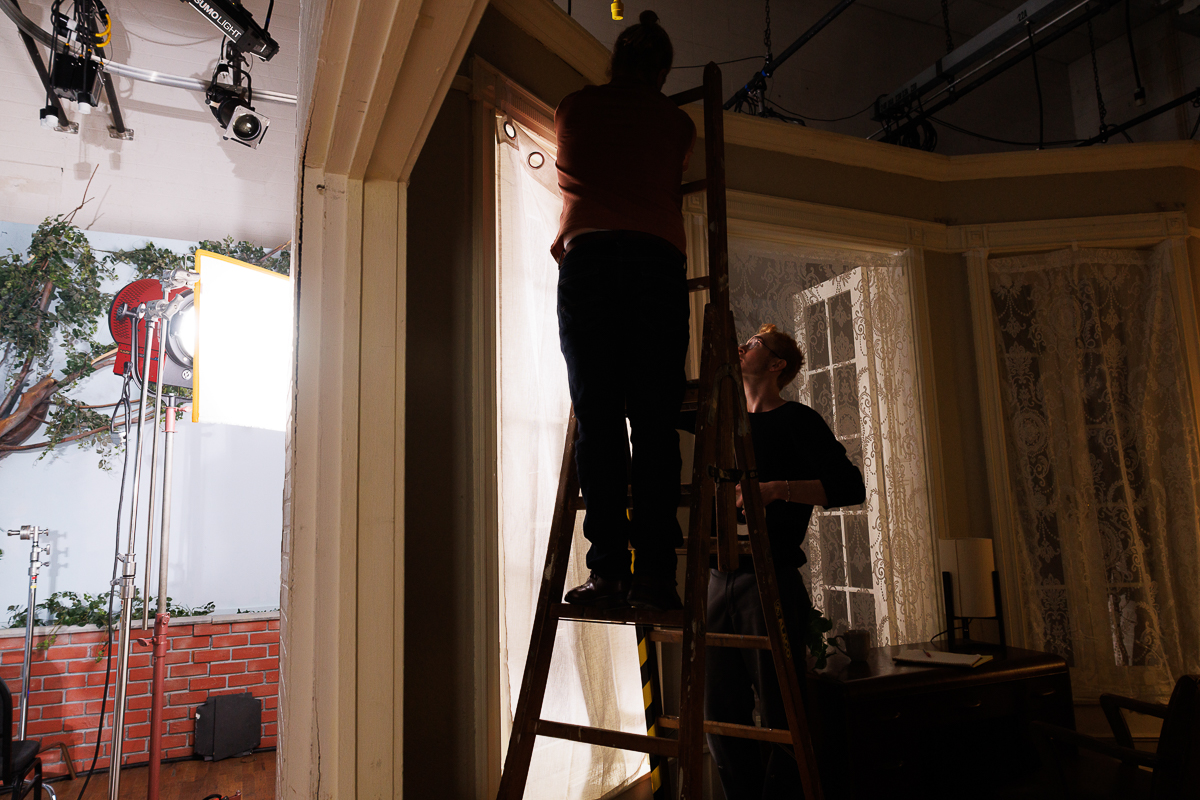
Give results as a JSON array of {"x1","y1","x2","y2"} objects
[{"x1": 496, "y1": 64, "x2": 823, "y2": 800}]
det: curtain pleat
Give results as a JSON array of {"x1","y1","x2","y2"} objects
[{"x1": 987, "y1": 244, "x2": 1200, "y2": 701}]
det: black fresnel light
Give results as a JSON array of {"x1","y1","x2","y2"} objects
[{"x1": 205, "y1": 43, "x2": 269, "y2": 149}]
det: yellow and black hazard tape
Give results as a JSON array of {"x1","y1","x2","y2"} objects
[{"x1": 636, "y1": 623, "x2": 670, "y2": 799}]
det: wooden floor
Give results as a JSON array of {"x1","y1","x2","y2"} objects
[{"x1": 61, "y1": 752, "x2": 275, "y2": 800}]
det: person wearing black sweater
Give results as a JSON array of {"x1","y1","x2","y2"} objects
[{"x1": 706, "y1": 323, "x2": 865, "y2": 800}]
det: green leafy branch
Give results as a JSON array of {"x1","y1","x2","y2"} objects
[
  {"x1": 6, "y1": 589, "x2": 216, "y2": 656},
  {"x1": 0, "y1": 211, "x2": 289, "y2": 465}
]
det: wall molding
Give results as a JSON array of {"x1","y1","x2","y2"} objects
[
  {"x1": 684, "y1": 190, "x2": 1192, "y2": 255},
  {"x1": 494, "y1": 0, "x2": 1200, "y2": 186},
  {"x1": 471, "y1": 57, "x2": 557, "y2": 142},
  {"x1": 488, "y1": 0, "x2": 609, "y2": 86}
]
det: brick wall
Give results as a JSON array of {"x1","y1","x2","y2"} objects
[{"x1": 0, "y1": 613, "x2": 279, "y2": 777}]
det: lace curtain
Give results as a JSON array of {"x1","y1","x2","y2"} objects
[
  {"x1": 495, "y1": 118, "x2": 647, "y2": 798},
  {"x1": 987, "y1": 244, "x2": 1200, "y2": 701},
  {"x1": 725, "y1": 236, "x2": 940, "y2": 646}
]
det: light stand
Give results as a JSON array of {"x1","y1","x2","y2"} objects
[
  {"x1": 106, "y1": 270, "x2": 195, "y2": 800},
  {"x1": 108, "y1": 303, "x2": 155, "y2": 800},
  {"x1": 142, "y1": 393, "x2": 181, "y2": 800},
  {"x1": 5, "y1": 524, "x2": 50, "y2": 741}
]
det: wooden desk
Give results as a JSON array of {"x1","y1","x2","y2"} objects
[{"x1": 809, "y1": 642, "x2": 1074, "y2": 800}]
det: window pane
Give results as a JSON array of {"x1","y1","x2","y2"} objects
[
  {"x1": 845, "y1": 514, "x2": 871, "y2": 589},
  {"x1": 810, "y1": 370, "x2": 833, "y2": 423},
  {"x1": 843, "y1": 435, "x2": 864, "y2": 477},
  {"x1": 806, "y1": 301, "x2": 830, "y2": 369},
  {"x1": 850, "y1": 591, "x2": 878, "y2": 644},
  {"x1": 819, "y1": 515, "x2": 846, "y2": 588},
  {"x1": 829, "y1": 290, "x2": 855, "y2": 364},
  {"x1": 834, "y1": 364, "x2": 860, "y2": 438},
  {"x1": 827, "y1": 590, "x2": 850, "y2": 633}
]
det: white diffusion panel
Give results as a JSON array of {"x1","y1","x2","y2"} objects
[{"x1": 193, "y1": 250, "x2": 293, "y2": 431}]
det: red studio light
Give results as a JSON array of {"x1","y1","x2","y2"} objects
[{"x1": 108, "y1": 279, "x2": 195, "y2": 388}]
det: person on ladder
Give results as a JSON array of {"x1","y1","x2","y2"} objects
[
  {"x1": 708, "y1": 324, "x2": 865, "y2": 799},
  {"x1": 552, "y1": 9, "x2": 696, "y2": 611}
]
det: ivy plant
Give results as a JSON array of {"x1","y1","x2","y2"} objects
[
  {"x1": 7, "y1": 589, "x2": 217, "y2": 654},
  {"x1": 0, "y1": 214, "x2": 289, "y2": 466}
]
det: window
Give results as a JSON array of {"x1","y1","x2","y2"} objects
[
  {"x1": 726, "y1": 235, "x2": 940, "y2": 646},
  {"x1": 797, "y1": 277, "x2": 876, "y2": 639}
]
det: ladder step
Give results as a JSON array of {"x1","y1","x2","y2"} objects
[
  {"x1": 647, "y1": 630, "x2": 770, "y2": 649},
  {"x1": 669, "y1": 85, "x2": 705, "y2": 106},
  {"x1": 570, "y1": 483, "x2": 700, "y2": 511},
  {"x1": 676, "y1": 538, "x2": 752, "y2": 556},
  {"x1": 655, "y1": 716, "x2": 793, "y2": 744},
  {"x1": 686, "y1": 276, "x2": 710, "y2": 293},
  {"x1": 533, "y1": 719, "x2": 679, "y2": 757},
  {"x1": 553, "y1": 603, "x2": 684, "y2": 628},
  {"x1": 681, "y1": 179, "x2": 707, "y2": 196}
]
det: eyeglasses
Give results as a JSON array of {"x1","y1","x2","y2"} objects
[{"x1": 741, "y1": 336, "x2": 782, "y2": 359}]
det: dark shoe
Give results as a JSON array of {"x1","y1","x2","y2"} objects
[
  {"x1": 627, "y1": 578, "x2": 683, "y2": 611},
  {"x1": 564, "y1": 571, "x2": 631, "y2": 609}
]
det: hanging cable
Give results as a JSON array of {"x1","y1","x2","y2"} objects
[
  {"x1": 263, "y1": 0, "x2": 274, "y2": 32},
  {"x1": 1027, "y1": 23, "x2": 1044, "y2": 149},
  {"x1": 1124, "y1": 0, "x2": 1145, "y2": 106},
  {"x1": 930, "y1": 116, "x2": 1083, "y2": 147},
  {"x1": 675, "y1": 55, "x2": 765, "y2": 69},
  {"x1": 764, "y1": 0, "x2": 773, "y2": 63},
  {"x1": 75, "y1": 364, "x2": 135, "y2": 800},
  {"x1": 941, "y1": 0, "x2": 954, "y2": 54},
  {"x1": 1087, "y1": 14, "x2": 1110, "y2": 140},
  {"x1": 765, "y1": 96, "x2": 874, "y2": 122},
  {"x1": 759, "y1": 0, "x2": 773, "y2": 114}
]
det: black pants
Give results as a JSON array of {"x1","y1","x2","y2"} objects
[
  {"x1": 557, "y1": 231, "x2": 689, "y2": 580},
  {"x1": 706, "y1": 564, "x2": 812, "y2": 800}
]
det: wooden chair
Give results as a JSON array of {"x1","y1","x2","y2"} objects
[
  {"x1": 0, "y1": 678, "x2": 43, "y2": 800},
  {"x1": 1031, "y1": 674, "x2": 1200, "y2": 800}
]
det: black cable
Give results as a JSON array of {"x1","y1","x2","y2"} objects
[
  {"x1": 929, "y1": 628, "x2": 950, "y2": 642},
  {"x1": 262, "y1": 0, "x2": 274, "y2": 32},
  {"x1": 1087, "y1": 15, "x2": 1109, "y2": 138},
  {"x1": 1124, "y1": 0, "x2": 1145, "y2": 105},
  {"x1": 674, "y1": 55, "x2": 765, "y2": 70},
  {"x1": 941, "y1": 0, "x2": 954, "y2": 54},
  {"x1": 77, "y1": 365, "x2": 134, "y2": 800},
  {"x1": 929, "y1": 116, "x2": 1083, "y2": 147},
  {"x1": 1027, "y1": 23, "x2": 1044, "y2": 150},
  {"x1": 764, "y1": 96, "x2": 874, "y2": 123}
]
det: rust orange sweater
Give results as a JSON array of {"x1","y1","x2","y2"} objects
[{"x1": 551, "y1": 79, "x2": 696, "y2": 262}]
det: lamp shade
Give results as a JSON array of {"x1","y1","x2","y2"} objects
[
  {"x1": 192, "y1": 250, "x2": 293, "y2": 431},
  {"x1": 939, "y1": 537, "x2": 996, "y2": 618}
]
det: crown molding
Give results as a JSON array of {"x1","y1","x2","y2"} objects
[
  {"x1": 487, "y1": 0, "x2": 609, "y2": 85},
  {"x1": 685, "y1": 190, "x2": 1190, "y2": 254},
  {"x1": 491, "y1": 0, "x2": 1200, "y2": 184}
]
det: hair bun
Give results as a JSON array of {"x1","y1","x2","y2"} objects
[{"x1": 639, "y1": 10, "x2": 659, "y2": 25}]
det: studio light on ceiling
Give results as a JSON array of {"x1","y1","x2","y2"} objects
[{"x1": 206, "y1": 52, "x2": 269, "y2": 148}]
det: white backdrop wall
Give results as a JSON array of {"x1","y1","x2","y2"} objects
[
  {"x1": 0, "y1": 220, "x2": 284, "y2": 621},
  {"x1": 0, "y1": 0, "x2": 297, "y2": 245}
]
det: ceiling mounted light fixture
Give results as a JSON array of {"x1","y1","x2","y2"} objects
[{"x1": 205, "y1": 43, "x2": 270, "y2": 148}]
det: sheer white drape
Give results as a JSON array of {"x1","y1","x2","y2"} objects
[
  {"x1": 495, "y1": 119, "x2": 648, "y2": 799},
  {"x1": 987, "y1": 244, "x2": 1200, "y2": 701},
  {"x1": 726, "y1": 236, "x2": 940, "y2": 646}
]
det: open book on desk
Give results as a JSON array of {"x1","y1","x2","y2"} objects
[{"x1": 893, "y1": 649, "x2": 994, "y2": 668}]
